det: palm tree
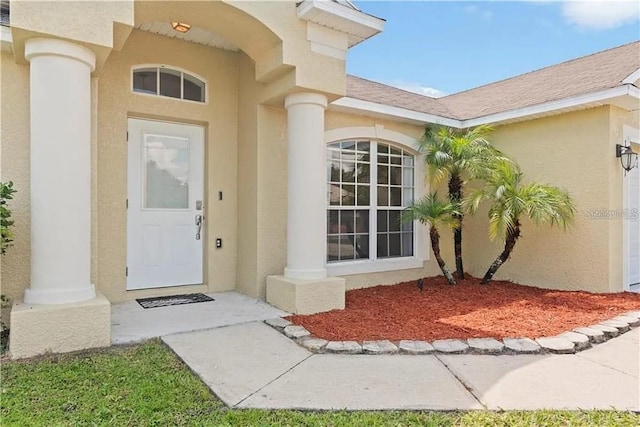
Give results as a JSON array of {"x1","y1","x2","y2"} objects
[
  {"x1": 466, "y1": 159, "x2": 576, "y2": 284},
  {"x1": 1, "y1": 181, "x2": 16, "y2": 255},
  {"x1": 402, "y1": 192, "x2": 460, "y2": 285},
  {"x1": 418, "y1": 124, "x2": 500, "y2": 279}
]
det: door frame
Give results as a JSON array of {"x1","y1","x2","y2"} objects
[
  {"x1": 622, "y1": 125, "x2": 639, "y2": 291},
  {"x1": 126, "y1": 116, "x2": 208, "y2": 291}
]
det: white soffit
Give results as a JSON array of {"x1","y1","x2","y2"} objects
[
  {"x1": 297, "y1": 0, "x2": 385, "y2": 47},
  {"x1": 135, "y1": 22, "x2": 238, "y2": 52}
]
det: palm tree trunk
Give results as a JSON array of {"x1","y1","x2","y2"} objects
[
  {"x1": 448, "y1": 173, "x2": 464, "y2": 279},
  {"x1": 430, "y1": 228, "x2": 456, "y2": 285},
  {"x1": 481, "y1": 219, "x2": 521, "y2": 284}
]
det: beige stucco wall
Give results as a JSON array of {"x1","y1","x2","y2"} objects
[
  {"x1": 236, "y1": 53, "x2": 261, "y2": 297},
  {"x1": 10, "y1": 0, "x2": 134, "y2": 68},
  {"x1": 318, "y1": 106, "x2": 636, "y2": 294},
  {"x1": 220, "y1": 0, "x2": 347, "y2": 95},
  {"x1": 236, "y1": 53, "x2": 290, "y2": 299},
  {"x1": 11, "y1": 1, "x2": 133, "y2": 49},
  {"x1": 238, "y1": 106, "x2": 446, "y2": 297},
  {"x1": 10, "y1": 293, "x2": 111, "y2": 358},
  {"x1": 132, "y1": 0, "x2": 347, "y2": 98},
  {"x1": 237, "y1": 101, "x2": 450, "y2": 297},
  {"x1": 0, "y1": 53, "x2": 30, "y2": 302},
  {"x1": 0, "y1": 0, "x2": 352, "y2": 304},
  {"x1": 2, "y1": 27, "x2": 634, "y2": 305},
  {"x1": 464, "y1": 106, "x2": 624, "y2": 293},
  {"x1": 96, "y1": 29, "x2": 239, "y2": 302},
  {"x1": 255, "y1": 105, "x2": 289, "y2": 296}
]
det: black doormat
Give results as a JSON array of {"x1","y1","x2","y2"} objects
[{"x1": 136, "y1": 293, "x2": 215, "y2": 309}]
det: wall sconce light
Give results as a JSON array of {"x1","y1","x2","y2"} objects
[
  {"x1": 171, "y1": 22, "x2": 192, "y2": 33},
  {"x1": 616, "y1": 141, "x2": 639, "y2": 174}
]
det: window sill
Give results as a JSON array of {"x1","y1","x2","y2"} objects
[{"x1": 326, "y1": 257, "x2": 425, "y2": 276}]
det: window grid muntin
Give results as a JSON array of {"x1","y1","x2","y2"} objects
[
  {"x1": 132, "y1": 66, "x2": 206, "y2": 103},
  {"x1": 327, "y1": 140, "x2": 370, "y2": 207},
  {"x1": 327, "y1": 140, "x2": 371, "y2": 262},
  {"x1": 375, "y1": 142, "x2": 415, "y2": 260},
  {"x1": 327, "y1": 140, "x2": 415, "y2": 263},
  {"x1": 327, "y1": 209, "x2": 370, "y2": 261}
]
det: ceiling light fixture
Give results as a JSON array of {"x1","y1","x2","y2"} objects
[{"x1": 171, "y1": 22, "x2": 192, "y2": 33}]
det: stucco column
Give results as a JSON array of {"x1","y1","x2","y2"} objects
[
  {"x1": 23, "y1": 38, "x2": 96, "y2": 304},
  {"x1": 284, "y1": 92, "x2": 328, "y2": 280}
]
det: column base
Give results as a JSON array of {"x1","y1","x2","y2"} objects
[
  {"x1": 9, "y1": 293, "x2": 111, "y2": 359},
  {"x1": 266, "y1": 275, "x2": 345, "y2": 315},
  {"x1": 24, "y1": 284, "x2": 96, "y2": 305}
]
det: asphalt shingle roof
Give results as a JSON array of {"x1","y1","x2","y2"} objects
[
  {"x1": 346, "y1": 41, "x2": 640, "y2": 121},
  {"x1": 346, "y1": 75, "x2": 456, "y2": 118}
]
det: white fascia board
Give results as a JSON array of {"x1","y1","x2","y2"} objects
[
  {"x1": 297, "y1": 0, "x2": 385, "y2": 46},
  {"x1": 332, "y1": 86, "x2": 639, "y2": 129},
  {"x1": 330, "y1": 97, "x2": 462, "y2": 127},
  {"x1": 298, "y1": 0, "x2": 385, "y2": 30},
  {"x1": 463, "y1": 85, "x2": 637, "y2": 127},
  {"x1": 333, "y1": 0, "x2": 360, "y2": 11},
  {"x1": 622, "y1": 67, "x2": 640, "y2": 84}
]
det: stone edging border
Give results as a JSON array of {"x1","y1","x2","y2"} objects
[{"x1": 264, "y1": 311, "x2": 640, "y2": 355}]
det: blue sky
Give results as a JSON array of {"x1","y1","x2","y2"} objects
[{"x1": 347, "y1": 1, "x2": 640, "y2": 96}]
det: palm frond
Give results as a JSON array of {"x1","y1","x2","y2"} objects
[
  {"x1": 401, "y1": 192, "x2": 461, "y2": 230},
  {"x1": 419, "y1": 125, "x2": 501, "y2": 185},
  {"x1": 473, "y1": 157, "x2": 576, "y2": 240},
  {"x1": 519, "y1": 182, "x2": 576, "y2": 229},
  {"x1": 463, "y1": 187, "x2": 488, "y2": 216}
]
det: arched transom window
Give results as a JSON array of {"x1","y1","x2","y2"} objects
[
  {"x1": 132, "y1": 66, "x2": 206, "y2": 103},
  {"x1": 327, "y1": 140, "x2": 415, "y2": 263}
]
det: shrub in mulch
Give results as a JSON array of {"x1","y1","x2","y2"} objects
[{"x1": 287, "y1": 276, "x2": 640, "y2": 342}]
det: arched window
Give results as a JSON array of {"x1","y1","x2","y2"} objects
[
  {"x1": 327, "y1": 140, "x2": 415, "y2": 264},
  {"x1": 132, "y1": 66, "x2": 206, "y2": 103}
]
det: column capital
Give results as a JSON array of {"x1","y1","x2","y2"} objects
[
  {"x1": 284, "y1": 92, "x2": 328, "y2": 110},
  {"x1": 25, "y1": 38, "x2": 96, "y2": 72}
]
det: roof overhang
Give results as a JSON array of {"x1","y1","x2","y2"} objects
[
  {"x1": 297, "y1": 0, "x2": 385, "y2": 47},
  {"x1": 464, "y1": 85, "x2": 640, "y2": 127},
  {"x1": 330, "y1": 85, "x2": 640, "y2": 128},
  {"x1": 330, "y1": 97, "x2": 462, "y2": 127}
]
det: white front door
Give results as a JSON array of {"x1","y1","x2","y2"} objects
[
  {"x1": 127, "y1": 118, "x2": 205, "y2": 290},
  {"x1": 625, "y1": 150, "x2": 640, "y2": 289}
]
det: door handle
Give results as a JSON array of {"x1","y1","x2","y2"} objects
[{"x1": 195, "y1": 214, "x2": 204, "y2": 240}]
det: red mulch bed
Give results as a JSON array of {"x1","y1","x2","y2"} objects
[{"x1": 287, "y1": 276, "x2": 640, "y2": 341}]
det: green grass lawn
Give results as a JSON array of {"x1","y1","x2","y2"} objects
[{"x1": 1, "y1": 340, "x2": 637, "y2": 427}]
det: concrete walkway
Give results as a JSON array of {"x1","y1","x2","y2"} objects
[
  {"x1": 111, "y1": 291, "x2": 287, "y2": 344},
  {"x1": 163, "y1": 322, "x2": 640, "y2": 411}
]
